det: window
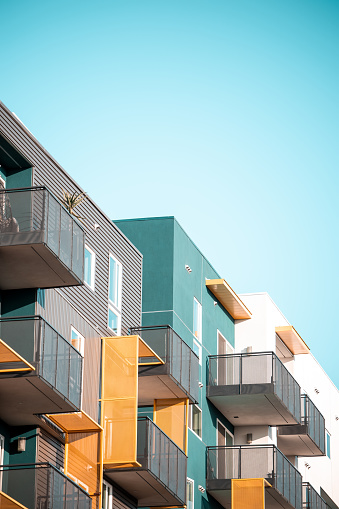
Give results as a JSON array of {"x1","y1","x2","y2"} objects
[
  {"x1": 326, "y1": 430, "x2": 331, "y2": 458},
  {"x1": 84, "y1": 245, "x2": 95, "y2": 290},
  {"x1": 71, "y1": 327, "x2": 85, "y2": 356},
  {"x1": 193, "y1": 339, "x2": 202, "y2": 365},
  {"x1": 108, "y1": 254, "x2": 122, "y2": 335},
  {"x1": 102, "y1": 481, "x2": 113, "y2": 509},
  {"x1": 0, "y1": 176, "x2": 5, "y2": 189},
  {"x1": 189, "y1": 404, "x2": 202, "y2": 439},
  {"x1": 193, "y1": 298, "x2": 202, "y2": 341},
  {"x1": 0, "y1": 434, "x2": 4, "y2": 489},
  {"x1": 186, "y1": 479, "x2": 194, "y2": 509}
]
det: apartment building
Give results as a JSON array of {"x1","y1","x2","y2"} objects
[
  {"x1": 116, "y1": 216, "x2": 339, "y2": 509},
  {"x1": 0, "y1": 102, "x2": 145, "y2": 509},
  {"x1": 0, "y1": 101, "x2": 338, "y2": 509}
]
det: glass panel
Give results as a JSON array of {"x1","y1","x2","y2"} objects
[
  {"x1": 69, "y1": 346, "x2": 82, "y2": 408},
  {"x1": 84, "y1": 247, "x2": 93, "y2": 287},
  {"x1": 72, "y1": 222, "x2": 84, "y2": 280},
  {"x1": 186, "y1": 480, "x2": 193, "y2": 509},
  {"x1": 109, "y1": 256, "x2": 117, "y2": 306},
  {"x1": 192, "y1": 406, "x2": 201, "y2": 437},
  {"x1": 60, "y1": 207, "x2": 72, "y2": 268},
  {"x1": 108, "y1": 308, "x2": 118, "y2": 333},
  {"x1": 56, "y1": 333, "x2": 70, "y2": 398},
  {"x1": 42, "y1": 322, "x2": 58, "y2": 387},
  {"x1": 47, "y1": 194, "x2": 61, "y2": 256}
]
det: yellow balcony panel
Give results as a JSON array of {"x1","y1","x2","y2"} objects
[
  {"x1": 0, "y1": 339, "x2": 35, "y2": 373},
  {"x1": 275, "y1": 326, "x2": 309, "y2": 355},
  {"x1": 45, "y1": 410, "x2": 102, "y2": 433},
  {"x1": 0, "y1": 491, "x2": 28, "y2": 509},
  {"x1": 102, "y1": 335, "x2": 164, "y2": 366},
  {"x1": 232, "y1": 478, "x2": 271, "y2": 509},
  {"x1": 205, "y1": 279, "x2": 251, "y2": 320}
]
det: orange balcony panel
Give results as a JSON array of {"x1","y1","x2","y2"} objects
[{"x1": 0, "y1": 491, "x2": 28, "y2": 509}]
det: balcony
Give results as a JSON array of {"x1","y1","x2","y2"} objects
[
  {"x1": 0, "y1": 316, "x2": 83, "y2": 425},
  {"x1": 303, "y1": 483, "x2": 328, "y2": 509},
  {"x1": 207, "y1": 352, "x2": 301, "y2": 426},
  {"x1": 130, "y1": 325, "x2": 199, "y2": 405},
  {"x1": 0, "y1": 186, "x2": 84, "y2": 290},
  {"x1": 0, "y1": 462, "x2": 92, "y2": 509},
  {"x1": 207, "y1": 445, "x2": 302, "y2": 509},
  {"x1": 278, "y1": 395, "x2": 325, "y2": 456},
  {"x1": 105, "y1": 417, "x2": 187, "y2": 507}
]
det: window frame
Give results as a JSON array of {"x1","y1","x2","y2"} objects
[
  {"x1": 188, "y1": 404, "x2": 202, "y2": 440},
  {"x1": 102, "y1": 480, "x2": 113, "y2": 509},
  {"x1": 186, "y1": 478, "x2": 194, "y2": 509},
  {"x1": 84, "y1": 245, "x2": 95, "y2": 291},
  {"x1": 193, "y1": 297, "x2": 202, "y2": 342},
  {"x1": 326, "y1": 430, "x2": 331, "y2": 458},
  {"x1": 71, "y1": 326, "x2": 85, "y2": 357},
  {"x1": 107, "y1": 253, "x2": 123, "y2": 336},
  {"x1": 193, "y1": 338, "x2": 202, "y2": 365}
]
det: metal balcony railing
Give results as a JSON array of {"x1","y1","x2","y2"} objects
[
  {"x1": 0, "y1": 462, "x2": 92, "y2": 509},
  {"x1": 0, "y1": 316, "x2": 83, "y2": 409},
  {"x1": 208, "y1": 351, "x2": 301, "y2": 423},
  {"x1": 303, "y1": 483, "x2": 328, "y2": 509},
  {"x1": 207, "y1": 445, "x2": 302, "y2": 509},
  {"x1": 137, "y1": 417, "x2": 187, "y2": 505},
  {"x1": 301, "y1": 395, "x2": 326, "y2": 454},
  {"x1": 131, "y1": 325, "x2": 199, "y2": 403},
  {"x1": 0, "y1": 186, "x2": 84, "y2": 282}
]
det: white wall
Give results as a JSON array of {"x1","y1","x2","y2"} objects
[{"x1": 234, "y1": 292, "x2": 339, "y2": 507}]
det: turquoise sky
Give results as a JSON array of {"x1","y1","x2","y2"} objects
[{"x1": 2, "y1": 1, "x2": 339, "y2": 384}]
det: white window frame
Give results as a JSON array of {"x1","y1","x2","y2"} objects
[
  {"x1": 103, "y1": 480, "x2": 113, "y2": 509},
  {"x1": 0, "y1": 434, "x2": 4, "y2": 490},
  {"x1": 70, "y1": 326, "x2": 85, "y2": 409},
  {"x1": 186, "y1": 478, "x2": 194, "y2": 509},
  {"x1": 326, "y1": 430, "x2": 331, "y2": 458},
  {"x1": 193, "y1": 338, "x2": 202, "y2": 365},
  {"x1": 0, "y1": 176, "x2": 5, "y2": 189},
  {"x1": 71, "y1": 326, "x2": 85, "y2": 357},
  {"x1": 84, "y1": 245, "x2": 95, "y2": 291},
  {"x1": 193, "y1": 297, "x2": 202, "y2": 342},
  {"x1": 188, "y1": 404, "x2": 202, "y2": 440},
  {"x1": 108, "y1": 254, "x2": 122, "y2": 335}
]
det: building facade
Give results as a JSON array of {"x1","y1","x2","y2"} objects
[{"x1": 0, "y1": 103, "x2": 338, "y2": 509}]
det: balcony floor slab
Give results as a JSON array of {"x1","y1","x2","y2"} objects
[
  {"x1": 0, "y1": 242, "x2": 81, "y2": 290},
  {"x1": 0, "y1": 374, "x2": 78, "y2": 426},
  {"x1": 104, "y1": 468, "x2": 184, "y2": 507},
  {"x1": 207, "y1": 384, "x2": 299, "y2": 426},
  {"x1": 278, "y1": 427, "x2": 325, "y2": 456}
]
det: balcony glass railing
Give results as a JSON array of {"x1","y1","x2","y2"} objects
[
  {"x1": 207, "y1": 445, "x2": 302, "y2": 509},
  {"x1": 303, "y1": 483, "x2": 327, "y2": 509},
  {"x1": 130, "y1": 325, "x2": 199, "y2": 403},
  {"x1": 0, "y1": 186, "x2": 84, "y2": 282},
  {"x1": 137, "y1": 417, "x2": 187, "y2": 505},
  {"x1": 208, "y1": 352, "x2": 301, "y2": 423},
  {"x1": 0, "y1": 462, "x2": 92, "y2": 509},
  {"x1": 0, "y1": 316, "x2": 82, "y2": 408},
  {"x1": 301, "y1": 395, "x2": 326, "y2": 454}
]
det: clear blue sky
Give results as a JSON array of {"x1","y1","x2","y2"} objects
[{"x1": 2, "y1": 1, "x2": 339, "y2": 384}]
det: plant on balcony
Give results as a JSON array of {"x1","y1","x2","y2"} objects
[{"x1": 61, "y1": 190, "x2": 87, "y2": 225}]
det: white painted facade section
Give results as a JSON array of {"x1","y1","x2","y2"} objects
[{"x1": 232, "y1": 292, "x2": 339, "y2": 508}]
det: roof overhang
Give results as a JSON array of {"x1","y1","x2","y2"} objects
[
  {"x1": 275, "y1": 326, "x2": 310, "y2": 355},
  {"x1": 45, "y1": 410, "x2": 103, "y2": 433},
  {"x1": 206, "y1": 279, "x2": 252, "y2": 320}
]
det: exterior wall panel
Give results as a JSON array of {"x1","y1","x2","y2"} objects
[{"x1": 37, "y1": 429, "x2": 64, "y2": 469}]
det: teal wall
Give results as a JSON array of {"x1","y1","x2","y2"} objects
[
  {"x1": 0, "y1": 289, "x2": 36, "y2": 317},
  {"x1": 9, "y1": 427, "x2": 38, "y2": 465},
  {"x1": 5, "y1": 167, "x2": 32, "y2": 189},
  {"x1": 117, "y1": 216, "x2": 235, "y2": 509}
]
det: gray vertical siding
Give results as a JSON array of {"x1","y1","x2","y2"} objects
[{"x1": 37, "y1": 429, "x2": 64, "y2": 469}]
